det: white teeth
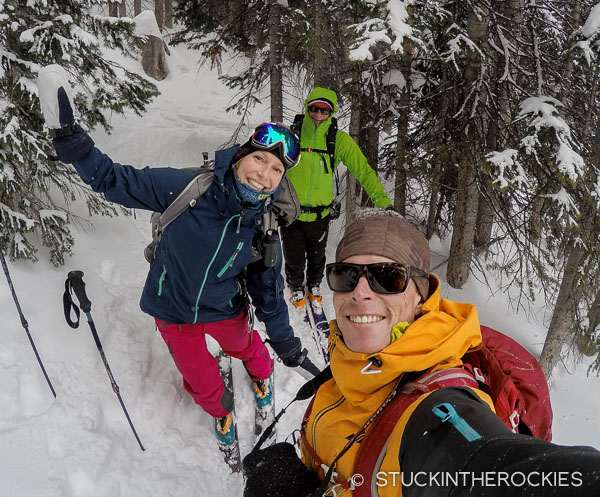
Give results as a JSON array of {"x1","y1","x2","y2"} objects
[
  {"x1": 349, "y1": 315, "x2": 383, "y2": 324},
  {"x1": 248, "y1": 179, "x2": 266, "y2": 190}
]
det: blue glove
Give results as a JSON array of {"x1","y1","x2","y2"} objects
[{"x1": 37, "y1": 65, "x2": 94, "y2": 163}]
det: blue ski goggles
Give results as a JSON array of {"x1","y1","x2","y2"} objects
[{"x1": 251, "y1": 122, "x2": 301, "y2": 170}]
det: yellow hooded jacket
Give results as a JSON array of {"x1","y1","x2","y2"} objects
[{"x1": 300, "y1": 275, "x2": 494, "y2": 496}]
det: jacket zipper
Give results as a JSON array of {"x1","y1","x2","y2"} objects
[
  {"x1": 157, "y1": 266, "x2": 167, "y2": 296},
  {"x1": 217, "y1": 241, "x2": 244, "y2": 278},
  {"x1": 311, "y1": 396, "x2": 346, "y2": 450},
  {"x1": 193, "y1": 213, "x2": 241, "y2": 324}
]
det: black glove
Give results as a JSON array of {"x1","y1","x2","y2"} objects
[
  {"x1": 269, "y1": 336, "x2": 302, "y2": 364},
  {"x1": 37, "y1": 65, "x2": 94, "y2": 163},
  {"x1": 269, "y1": 337, "x2": 320, "y2": 379},
  {"x1": 243, "y1": 442, "x2": 321, "y2": 497},
  {"x1": 288, "y1": 348, "x2": 320, "y2": 380}
]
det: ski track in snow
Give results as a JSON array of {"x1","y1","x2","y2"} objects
[{"x1": 1, "y1": 43, "x2": 599, "y2": 496}]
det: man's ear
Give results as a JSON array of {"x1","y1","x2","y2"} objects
[
  {"x1": 414, "y1": 301, "x2": 423, "y2": 319},
  {"x1": 410, "y1": 280, "x2": 424, "y2": 319}
]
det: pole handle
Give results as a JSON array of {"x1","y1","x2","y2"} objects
[{"x1": 67, "y1": 270, "x2": 92, "y2": 313}]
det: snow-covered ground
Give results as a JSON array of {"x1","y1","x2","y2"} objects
[{"x1": 1, "y1": 41, "x2": 599, "y2": 497}]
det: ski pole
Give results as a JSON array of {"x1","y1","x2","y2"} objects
[
  {"x1": 63, "y1": 270, "x2": 145, "y2": 451},
  {"x1": 0, "y1": 248, "x2": 57, "y2": 398}
]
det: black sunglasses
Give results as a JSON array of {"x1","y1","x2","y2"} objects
[
  {"x1": 325, "y1": 262, "x2": 428, "y2": 295},
  {"x1": 308, "y1": 106, "x2": 331, "y2": 116}
]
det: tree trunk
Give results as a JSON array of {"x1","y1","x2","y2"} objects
[
  {"x1": 447, "y1": 153, "x2": 480, "y2": 287},
  {"x1": 474, "y1": 186, "x2": 493, "y2": 253},
  {"x1": 269, "y1": 1, "x2": 283, "y2": 123},
  {"x1": 134, "y1": 0, "x2": 142, "y2": 16},
  {"x1": 118, "y1": 0, "x2": 126, "y2": 17},
  {"x1": 313, "y1": 2, "x2": 336, "y2": 91},
  {"x1": 475, "y1": 116, "x2": 496, "y2": 252},
  {"x1": 155, "y1": 0, "x2": 164, "y2": 30},
  {"x1": 358, "y1": 91, "x2": 379, "y2": 207},
  {"x1": 528, "y1": 194, "x2": 544, "y2": 245},
  {"x1": 426, "y1": 164, "x2": 441, "y2": 240},
  {"x1": 346, "y1": 72, "x2": 361, "y2": 226},
  {"x1": 109, "y1": 2, "x2": 118, "y2": 17},
  {"x1": 394, "y1": 49, "x2": 412, "y2": 215},
  {"x1": 446, "y1": 6, "x2": 489, "y2": 288},
  {"x1": 559, "y1": 1, "x2": 580, "y2": 105},
  {"x1": 477, "y1": 0, "x2": 525, "y2": 252},
  {"x1": 539, "y1": 244, "x2": 585, "y2": 375},
  {"x1": 164, "y1": 0, "x2": 173, "y2": 29},
  {"x1": 540, "y1": 104, "x2": 600, "y2": 375},
  {"x1": 427, "y1": 66, "x2": 449, "y2": 240}
]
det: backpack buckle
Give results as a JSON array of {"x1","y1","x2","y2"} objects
[
  {"x1": 509, "y1": 410, "x2": 520, "y2": 432},
  {"x1": 473, "y1": 366, "x2": 486, "y2": 383},
  {"x1": 320, "y1": 463, "x2": 339, "y2": 482}
]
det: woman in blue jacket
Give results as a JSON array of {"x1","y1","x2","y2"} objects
[{"x1": 38, "y1": 66, "x2": 318, "y2": 450}]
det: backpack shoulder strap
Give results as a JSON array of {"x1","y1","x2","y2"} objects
[
  {"x1": 269, "y1": 175, "x2": 300, "y2": 228},
  {"x1": 144, "y1": 168, "x2": 214, "y2": 263},
  {"x1": 156, "y1": 170, "x2": 213, "y2": 233},
  {"x1": 291, "y1": 113, "x2": 304, "y2": 140},
  {"x1": 352, "y1": 367, "x2": 477, "y2": 496},
  {"x1": 326, "y1": 116, "x2": 338, "y2": 170}
]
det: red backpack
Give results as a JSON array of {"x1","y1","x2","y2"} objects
[
  {"x1": 462, "y1": 325, "x2": 552, "y2": 440},
  {"x1": 302, "y1": 326, "x2": 553, "y2": 496}
]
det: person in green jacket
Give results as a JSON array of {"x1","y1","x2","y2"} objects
[{"x1": 282, "y1": 87, "x2": 391, "y2": 313}]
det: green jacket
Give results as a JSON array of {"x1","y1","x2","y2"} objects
[{"x1": 286, "y1": 87, "x2": 391, "y2": 222}]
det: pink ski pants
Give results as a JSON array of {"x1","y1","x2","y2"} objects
[{"x1": 156, "y1": 311, "x2": 273, "y2": 418}]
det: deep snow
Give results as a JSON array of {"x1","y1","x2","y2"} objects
[{"x1": 1, "y1": 41, "x2": 599, "y2": 497}]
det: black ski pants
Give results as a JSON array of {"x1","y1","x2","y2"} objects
[{"x1": 280, "y1": 216, "x2": 330, "y2": 291}]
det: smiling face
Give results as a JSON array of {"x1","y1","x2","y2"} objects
[
  {"x1": 308, "y1": 106, "x2": 331, "y2": 127},
  {"x1": 333, "y1": 254, "x2": 423, "y2": 354},
  {"x1": 235, "y1": 150, "x2": 285, "y2": 192}
]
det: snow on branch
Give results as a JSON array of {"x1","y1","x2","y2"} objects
[
  {"x1": 349, "y1": 0, "x2": 413, "y2": 61},
  {"x1": 575, "y1": 3, "x2": 600, "y2": 64},
  {"x1": 486, "y1": 95, "x2": 586, "y2": 222},
  {"x1": 0, "y1": 202, "x2": 36, "y2": 231},
  {"x1": 442, "y1": 28, "x2": 484, "y2": 72},
  {"x1": 580, "y1": 3, "x2": 600, "y2": 38},
  {"x1": 518, "y1": 96, "x2": 584, "y2": 182},
  {"x1": 487, "y1": 149, "x2": 526, "y2": 190}
]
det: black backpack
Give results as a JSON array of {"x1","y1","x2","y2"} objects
[
  {"x1": 290, "y1": 114, "x2": 338, "y2": 174},
  {"x1": 144, "y1": 153, "x2": 300, "y2": 264}
]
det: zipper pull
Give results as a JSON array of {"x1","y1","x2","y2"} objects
[
  {"x1": 432, "y1": 403, "x2": 481, "y2": 442},
  {"x1": 236, "y1": 214, "x2": 242, "y2": 233}
]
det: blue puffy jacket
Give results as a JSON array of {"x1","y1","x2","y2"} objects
[{"x1": 72, "y1": 145, "x2": 294, "y2": 347}]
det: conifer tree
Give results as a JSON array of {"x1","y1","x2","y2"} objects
[{"x1": 0, "y1": 0, "x2": 158, "y2": 266}]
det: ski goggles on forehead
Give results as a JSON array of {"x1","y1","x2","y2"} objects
[
  {"x1": 251, "y1": 122, "x2": 301, "y2": 169},
  {"x1": 326, "y1": 262, "x2": 428, "y2": 295}
]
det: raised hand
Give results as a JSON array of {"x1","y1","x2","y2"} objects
[{"x1": 37, "y1": 64, "x2": 94, "y2": 163}]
